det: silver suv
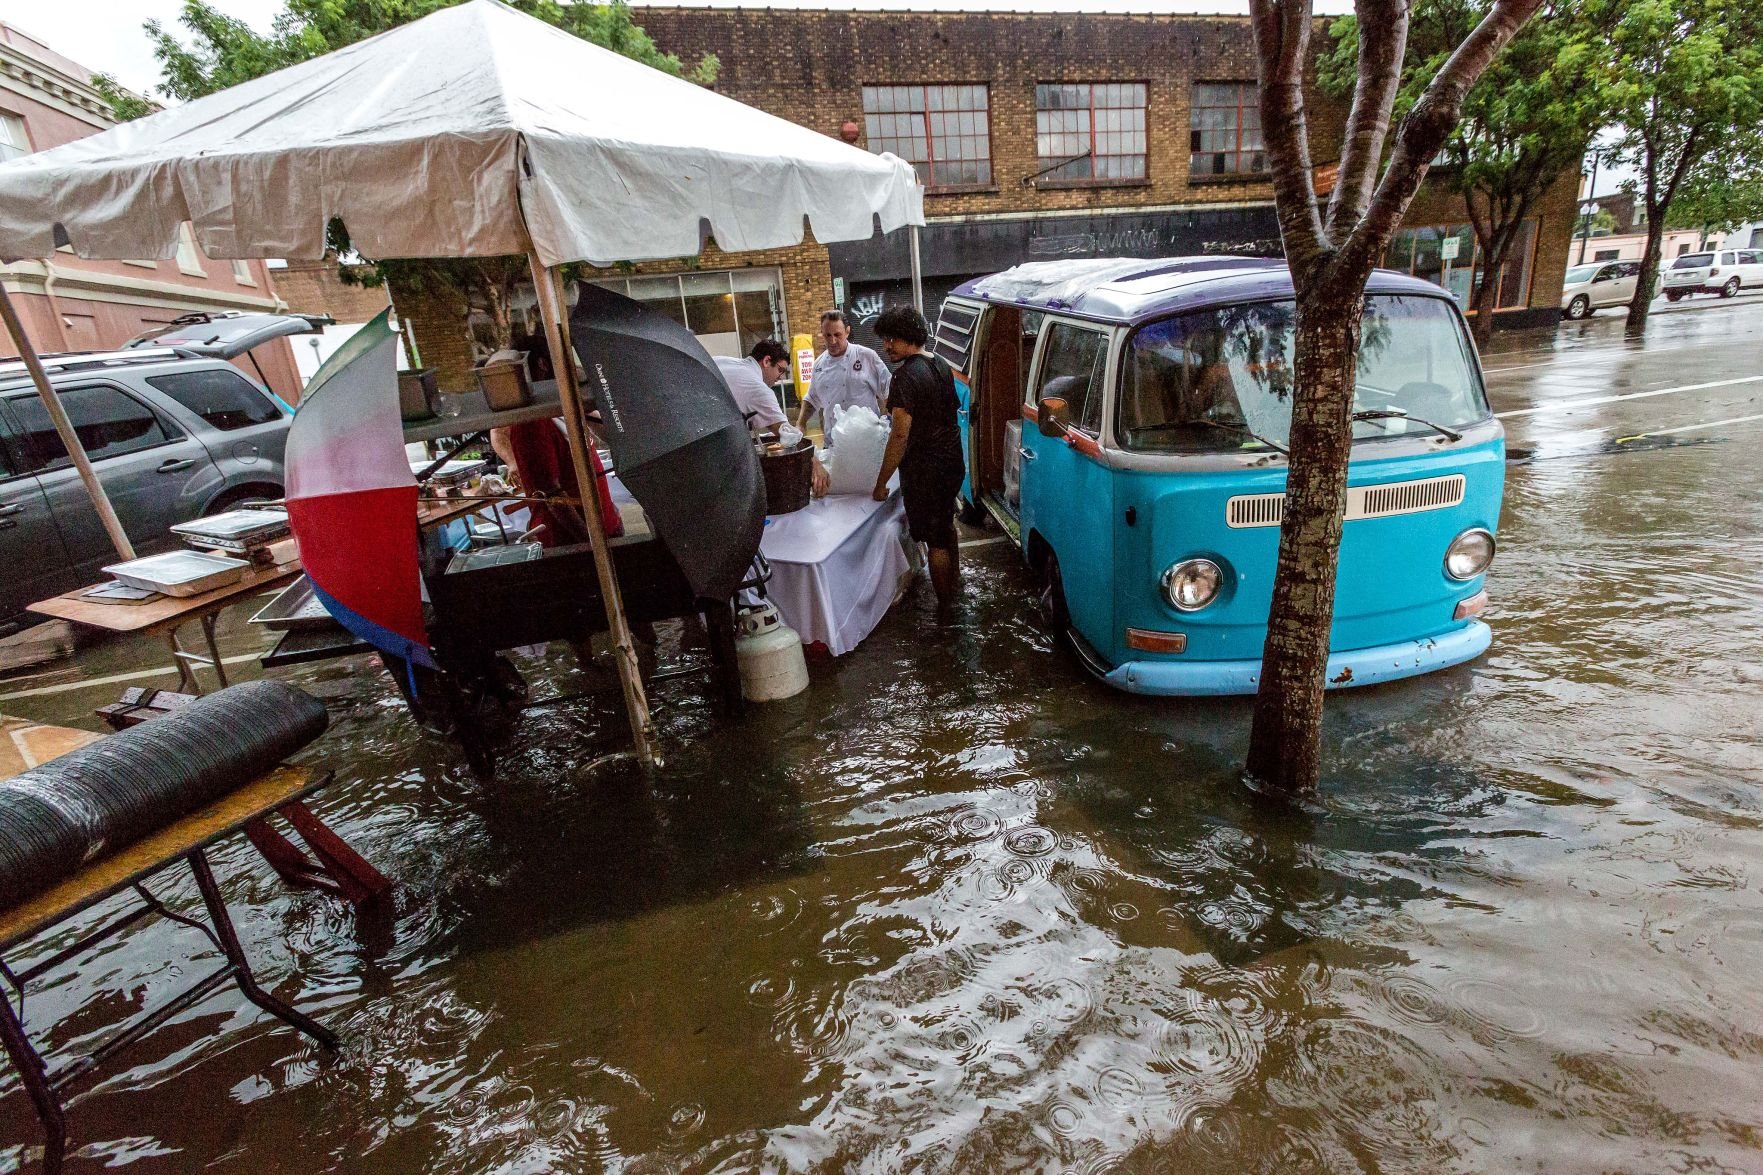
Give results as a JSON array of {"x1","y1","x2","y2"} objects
[
  {"x1": 1662, "y1": 248, "x2": 1763, "y2": 300},
  {"x1": 0, "y1": 313, "x2": 322, "y2": 634}
]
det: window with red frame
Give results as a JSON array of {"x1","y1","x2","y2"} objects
[
  {"x1": 862, "y1": 85, "x2": 992, "y2": 188},
  {"x1": 1189, "y1": 82, "x2": 1266, "y2": 176},
  {"x1": 1035, "y1": 83, "x2": 1148, "y2": 182}
]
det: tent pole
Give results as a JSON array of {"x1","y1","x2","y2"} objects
[
  {"x1": 526, "y1": 253, "x2": 659, "y2": 772},
  {"x1": 0, "y1": 285, "x2": 135, "y2": 562},
  {"x1": 909, "y1": 224, "x2": 925, "y2": 316}
]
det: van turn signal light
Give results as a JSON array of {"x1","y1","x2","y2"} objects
[
  {"x1": 1126, "y1": 628, "x2": 1188, "y2": 654},
  {"x1": 1453, "y1": 589, "x2": 1489, "y2": 620}
]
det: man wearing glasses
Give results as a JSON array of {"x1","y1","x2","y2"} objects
[{"x1": 795, "y1": 310, "x2": 891, "y2": 431}]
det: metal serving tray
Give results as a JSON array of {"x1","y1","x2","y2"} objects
[
  {"x1": 249, "y1": 574, "x2": 336, "y2": 631},
  {"x1": 170, "y1": 507, "x2": 291, "y2": 552},
  {"x1": 411, "y1": 458, "x2": 487, "y2": 488},
  {"x1": 445, "y1": 543, "x2": 543, "y2": 574},
  {"x1": 103, "y1": 551, "x2": 249, "y2": 597}
]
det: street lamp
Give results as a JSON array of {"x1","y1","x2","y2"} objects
[
  {"x1": 1576, "y1": 201, "x2": 1601, "y2": 265},
  {"x1": 1577, "y1": 147, "x2": 1603, "y2": 265}
]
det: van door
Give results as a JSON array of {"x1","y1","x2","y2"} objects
[
  {"x1": 1021, "y1": 319, "x2": 1117, "y2": 655},
  {"x1": 8, "y1": 382, "x2": 223, "y2": 582},
  {"x1": 0, "y1": 404, "x2": 73, "y2": 631}
]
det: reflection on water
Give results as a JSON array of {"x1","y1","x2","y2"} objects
[{"x1": 3, "y1": 432, "x2": 1762, "y2": 1172}]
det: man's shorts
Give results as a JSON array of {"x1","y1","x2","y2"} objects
[{"x1": 900, "y1": 462, "x2": 962, "y2": 548}]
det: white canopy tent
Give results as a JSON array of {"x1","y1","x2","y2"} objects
[
  {"x1": 0, "y1": 0, "x2": 922, "y2": 266},
  {"x1": 0, "y1": 0, "x2": 926, "y2": 768}
]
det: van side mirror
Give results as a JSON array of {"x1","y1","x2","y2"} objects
[{"x1": 1037, "y1": 395, "x2": 1069, "y2": 437}]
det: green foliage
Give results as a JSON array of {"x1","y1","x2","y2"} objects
[
  {"x1": 1665, "y1": 138, "x2": 1763, "y2": 231},
  {"x1": 1323, "y1": 1, "x2": 1614, "y2": 339},
  {"x1": 140, "y1": 0, "x2": 718, "y2": 351},
  {"x1": 88, "y1": 73, "x2": 157, "y2": 122},
  {"x1": 1589, "y1": 0, "x2": 1763, "y2": 326},
  {"x1": 145, "y1": 0, "x2": 716, "y2": 101}
]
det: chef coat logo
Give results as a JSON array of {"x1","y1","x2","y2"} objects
[{"x1": 853, "y1": 359, "x2": 863, "y2": 372}]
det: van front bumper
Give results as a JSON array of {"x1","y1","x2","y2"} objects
[{"x1": 1101, "y1": 620, "x2": 1492, "y2": 697}]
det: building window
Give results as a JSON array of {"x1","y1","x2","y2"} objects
[
  {"x1": 0, "y1": 112, "x2": 29, "y2": 163},
  {"x1": 1189, "y1": 82, "x2": 1265, "y2": 177},
  {"x1": 1034, "y1": 83, "x2": 1148, "y2": 182},
  {"x1": 588, "y1": 268, "x2": 786, "y2": 359},
  {"x1": 175, "y1": 223, "x2": 207, "y2": 277},
  {"x1": 1383, "y1": 220, "x2": 1537, "y2": 312},
  {"x1": 1678, "y1": 242, "x2": 1693, "y2": 256},
  {"x1": 232, "y1": 259, "x2": 256, "y2": 286},
  {"x1": 1594, "y1": 248, "x2": 1621, "y2": 262},
  {"x1": 862, "y1": 85, "x2": 992, "y2": 189},
  {"x1": 1633, "y1": 207, "x2": 1647, "y2": 227}
]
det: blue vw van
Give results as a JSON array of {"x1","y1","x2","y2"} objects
[{"x1": 933, "y1": 257, "x2": 1502, "y2": 695}]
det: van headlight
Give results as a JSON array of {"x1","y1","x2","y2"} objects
[
  {"x1": 1444, "y1": 528, "x2": 1496, "y2": 580},
  {"x1": 1161, "y1": 558, "x2": 1222, "y2": 611}
]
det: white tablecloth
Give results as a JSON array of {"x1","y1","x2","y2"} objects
[{"x1": 759, "y1": 488, "x2": 915, "y2": 655}]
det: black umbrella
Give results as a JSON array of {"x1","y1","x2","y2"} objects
[{"x1": 567, "y1": 283, "x2": 765, "y2": 601}]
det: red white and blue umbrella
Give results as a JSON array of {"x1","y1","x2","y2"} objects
[{"x1": 284, "y1": 308, "x2": 434, "y2": 670}]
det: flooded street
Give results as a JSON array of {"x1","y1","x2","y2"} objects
[{"x1": 3, "y1": 299, "x2": 1762, "y2": 1172}]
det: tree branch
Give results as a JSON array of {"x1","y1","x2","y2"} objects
[
  {"x1": 1340, "y1": 0, "x2": 1546, "y2": 275},
  {"x1": 1326, "y1": 0, "x2": 1410, "y2": 241},
  {"x1": 1249, "y1": 0, "x2": 1329, "y2": 275}
]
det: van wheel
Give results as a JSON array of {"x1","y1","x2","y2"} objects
[
  {"x1": 957, "y1": 497, "x2": 987, "y2": 528},
  {"x1": 1565, "y1": 294, "x2": 1590, "y2": 320},
  {"x1": 1665, "y1": 289, "x2": 1684, "y2": 302},
  {"x1": 1722, "y1": 277, "x2": 1741, "y2": 298},
  {"x1": 1039, "y1": 552, "x2": 1070, "y2": 635}
]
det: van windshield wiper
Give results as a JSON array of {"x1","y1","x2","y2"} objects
[
  {"x1": 1352, "y1": 408, "x2": 1463, "y2": 442},
  {"x1": 1131, "y1": 418, "x2": 1289, "y2": 456}
]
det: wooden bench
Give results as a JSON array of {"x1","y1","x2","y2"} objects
[{"x1": 0, "y1": 716, "x2": 363, "y2": 1174}]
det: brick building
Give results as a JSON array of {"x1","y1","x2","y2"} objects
[
  {"x1": 398, "y1": 7, "x2": 1578, "y2": 389},
  {"x1": 630, "y1": 6, "x2": 1577, "y2": 339},
  {"x1": 1573, "y1": 191, "x2": 1707, "y2": 266},
  {"x1": 399, "y1": 239, "x2": 831, "y2": 394},
  {"x1": 0, "y1": 23, "x2": 302, "y2": 400}
]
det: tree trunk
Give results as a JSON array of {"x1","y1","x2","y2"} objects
[
  {"x1": 1244, "y1": 286, "x2": 1368, "y2": 793},
  {"x1": 1626, "y1": 218, "x2": 1667, "y2": 336},
  {"x1": 1469, "y1": 251, "x2": 1502, "y2": 348}
]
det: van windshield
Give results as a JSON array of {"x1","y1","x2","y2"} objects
[
  {"x1": 1118, "y1": 295, "x2": 1488, "y2": 453},
  {"x1": 1675, "y1": 253, "x2": 1714, "y2": 268}
]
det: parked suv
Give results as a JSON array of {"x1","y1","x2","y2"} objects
[
  {"x1": 1561, "y1": 260, "x2": 1649, "y2": 319},
  {"x1": 0, "y1": 313, "x2": 322, "y2": 635},
  {"x1": 1662, "y1": 248, "x2": 1763, "y2": 300}
]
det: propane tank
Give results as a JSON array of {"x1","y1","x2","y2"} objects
[{"x1": 735, "y1": 604, "x2": 809, "y2": 702}]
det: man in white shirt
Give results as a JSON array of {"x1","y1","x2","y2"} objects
[
  {"x1": 795, "y1": 310, "x2": 890, "y2": 430},
  {"x1": 714, "y1": 340, "x2": 791, "y2": 433},
  {"x1": 714, "y1": 338, "x2": 830, "y2": 496}
]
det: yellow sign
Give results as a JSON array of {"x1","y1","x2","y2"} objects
[{"x1": 791, "y1": 332, "x2": 814, "y2": 403}]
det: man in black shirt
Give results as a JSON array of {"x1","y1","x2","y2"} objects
[{"x1": 871, "y1": 305, "x2": 966, "y2": 605}]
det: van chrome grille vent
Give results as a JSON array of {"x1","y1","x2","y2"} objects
[
  {"x1": 1226, "y1": 493, "x2": 1286, "y2": 528},
  {"x1": 1225, "y1": 474, "x2": 1466, "y2": 529}
]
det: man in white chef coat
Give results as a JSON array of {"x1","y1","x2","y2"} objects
[
  {"x1": 714, "y1": 340, "x2": 791, "y2": 434},
  {"x1": 795, "y1": 310, "x2": 890, "y2": 431}
]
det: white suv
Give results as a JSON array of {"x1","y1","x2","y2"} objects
[{"x1": 1662, "y1": 248, "x2": 1763, "y2": 301}]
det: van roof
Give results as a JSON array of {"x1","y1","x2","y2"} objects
[{"x1": 949, "y1": 256, "x2": 1451, "y2": 323}]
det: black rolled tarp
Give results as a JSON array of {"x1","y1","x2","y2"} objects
[
  {"x1": 0, "y1": 680, "x2": 329, "y2": 910},
  {"x1": 568, "y1": 283, "x2": 766, "y2": 602}
]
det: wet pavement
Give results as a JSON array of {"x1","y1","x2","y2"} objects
[{"x1": 2, "y1": 299, "x2": 1761, "y2": 1172}]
